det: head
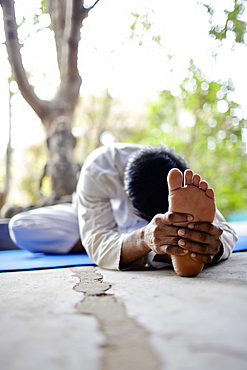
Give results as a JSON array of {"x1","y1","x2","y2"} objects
[{"x1": 124, "y1": 145, "x2": 188, "y2": 221}]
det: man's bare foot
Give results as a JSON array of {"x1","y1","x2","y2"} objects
[{"x1": 167, "y1": 168, "x2": 216, "y2": 277}]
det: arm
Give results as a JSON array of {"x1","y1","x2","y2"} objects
[
  {"x1": 77, "y1": 144, "x2": 147, "y2": 270},
  {"x1": 78, "y1": 187, "x2": 193, "y2": 270},
  {"x1": 77, "y1": 193, "x2": 126, "y2": 270},
  {"x1": 120, "y1": 212, "x2": 194, "y2": 269}
]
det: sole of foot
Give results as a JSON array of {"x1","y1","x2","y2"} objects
[{"x1": 168, "y1": 168, "x2": 216, "y2": 277}]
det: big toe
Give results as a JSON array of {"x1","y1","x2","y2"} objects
[{"x1": 167, "y1": 168, "x2": 183, "y2": 191}]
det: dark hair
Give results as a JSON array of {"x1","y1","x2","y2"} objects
[{"x1": 124, "y1": 146, "x2": 188, "y2": 221}]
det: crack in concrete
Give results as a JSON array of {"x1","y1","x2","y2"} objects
[{"x1": 72, "y1": 267, "x2": 160, "y2": 370}]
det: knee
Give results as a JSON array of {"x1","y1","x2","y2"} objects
[
  {"x1": 9, "y1": 212, "x2": 28, "y2": 231},
  {"x1": 9, "y1": 213, "x2": 20, "y2": 231},
  {"x1": 8, "y1": 212, "x2": 33, "y2": 246}
]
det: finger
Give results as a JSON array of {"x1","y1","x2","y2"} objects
[
  {"x1": 161, "y1": 212, "x2": 193, "y2": 225},
  {"x1": 178, "y1": 228, "x2": 211, "y2": 245},
  {"x1": 178, "y1": 235, "x2": 222, "y2": 257},
  {"x1": 187, "y1": 222, "x2": 223, "y2": 237},
  {"x1": 190, "y1": 252, "x2": 213, "y2": 265},
  {"x1": 159, "y1": 225, "x2": 181, "y2": 237},
  {"x1": 161, "y1": 245, "x2": 189, "y2": 256},
  {"x1": 154, "y1": 235, "x2": 182, "y2": 254},
  {"x1": 178, "y1": 237, "x2": 218, "y2": 256},
  {"x1": 155, "y1": 235, "x2": 181, "y2": 250}
]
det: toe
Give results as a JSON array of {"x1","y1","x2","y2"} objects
[
  {"x1": 167, "y1": 168, "x2": 183, "y2": 191},
  {"x1": 199, "y1": 180, "x2": 208, "y2": 191},
  {"x1": 206, "y1": 188, "x2": 214, "y2": 199},
  {"x1": 184, "y1": 169, "x2": 193, "y2": 186},
  {"x1": 192, "y1": 174, "x2": 201, "y2": 187}
]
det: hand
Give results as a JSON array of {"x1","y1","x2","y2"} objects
[
  {"x1": 175, "y1": 222, "x2": 223, "y2": 264},
  {"x1": 143, "y1": 212, "x2": 193, "y2": 256}
]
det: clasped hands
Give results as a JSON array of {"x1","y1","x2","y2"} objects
[{"x1": 143, "y1": 211, "x2": 223, "y2": 265}]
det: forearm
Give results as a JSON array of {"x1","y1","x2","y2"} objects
[{"x1": 120, "y1": 227, "x2": 151, "y2": 269}]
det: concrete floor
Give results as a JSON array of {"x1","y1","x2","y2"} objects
[{"x1": 0, "y1": 252, "x2": 247, "y2": 370}]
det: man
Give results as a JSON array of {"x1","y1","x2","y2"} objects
[{"x1": 9, "y1": 143, "x2": 237, "y2": 273}]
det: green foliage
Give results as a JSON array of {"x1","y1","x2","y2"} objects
[
  {"x1": 204, "y1": 0, "x2": 247, "y2": 44},
  {"x1": 130, "y1": 13, "x2": 152, "y2": 45},
  {"x1": 130, "y1": 12, "x2": 162, "y2": 46},
  {"x1": 136, "y1": 61, "x2": 247, "y2": 218},
  {"x1": 17, "y1": 1, "x2": 51, "y2": 38},
  {"x1": 40, "y1": 0, "x2": 48, "y2": 13}
]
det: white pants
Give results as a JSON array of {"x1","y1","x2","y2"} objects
[{"x1": 9, "y1": 204, "x2": 80, "y2": 254}]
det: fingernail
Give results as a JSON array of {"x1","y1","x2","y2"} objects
[
  {"x1": 187, "y1": 215, "x2": 193, "y2": 221},
  {"x1": 191, "y1": 253, "x2": 196, "y2": 258},
  {"x1": 188, "y1": 223, "x2": 195, "y2": 229},
  {"x1": 178, "y1": 229, "x2": 185, "y2": 236},
  {"x1": 179, "y1": 239, "x2": 186, "y2": 246}
]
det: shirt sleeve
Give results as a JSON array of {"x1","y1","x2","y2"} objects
[
  {"x1": 77, "y1": 192, "x2": 126, "y2": 270},
  {"x1": 76, "y1": 144, "x2": 141, "y2": 270},
  {"x1": 213, "y1": 209, "x2": 238, "y2": 261}
]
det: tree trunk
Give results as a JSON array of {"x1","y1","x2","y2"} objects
[
  {"x1": 0, "y1": 79, "x2": 13, "y2": 213},
  {"x1": 0, "y1": 0, "x2": 100, "y2": 203}
]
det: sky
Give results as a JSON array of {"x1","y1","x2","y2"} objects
[{"x1": 0, "y1": 0, "x2": 247, "y2": 156}]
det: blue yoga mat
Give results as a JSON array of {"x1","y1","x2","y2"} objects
[
  {"x1": 233, "y1": 235, "x2": 247, "y2": 253},
  {"x1": 0, "y1": 250, "x2": 95, "y2": 272},
  {"x1": 0, "y1": 236, "x2": 246, "y2": 272}
]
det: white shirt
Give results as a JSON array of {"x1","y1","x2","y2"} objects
[{"x1": 76, "y1": 143, "x2": 238, "y2": 270}]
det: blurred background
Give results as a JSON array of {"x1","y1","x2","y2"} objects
[{"x1": 0, "y1": 0, "x2": 246, "y2": 221}]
